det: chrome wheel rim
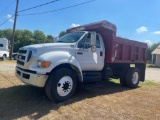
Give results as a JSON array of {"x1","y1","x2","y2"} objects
[
  {"x1": 57, "y1": 76, "x2": 73, "y2": 96},
  {"x1": 132, "y1": 72, "x2": 139, "y2": 84}
]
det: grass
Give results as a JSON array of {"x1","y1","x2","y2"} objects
[
  {"x1": 1, "y1": 79, "x2": 160, "y2": 120},
  {"x1": 140, "y1": 80, "x2": 160, "y2": 86},
  {"x1": 110, "y1": 78, "x2": 160, "y2": 85},
  {"x1": 0, "y1": 62, "x2": 160, "y2": 120},
  {"x1": 111, "y1": 79, "x2": 160, "y2": 86}
]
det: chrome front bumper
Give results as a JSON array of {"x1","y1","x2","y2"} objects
[{"x1": 15, "y1": 67, "x2": 48, "y2": 87}]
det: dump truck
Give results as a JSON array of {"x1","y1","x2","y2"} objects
[{"x1": 15, "y1": 20, "x2": 147, "y2": 102}]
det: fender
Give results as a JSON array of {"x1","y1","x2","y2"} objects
[
  {"x1": 29, "y1": 51, "x2": 83, "y2": 82},
  {"x1": 0, "y1": 51, "x2": 9, "y2": 57}
]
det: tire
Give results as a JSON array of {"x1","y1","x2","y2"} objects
[
  {"x1": 2, "y1": 55, "x2": 6, "y2": 61},
  {"x1": 120, "y1": 69, "x2": 127, "y2": 87},
  {"x1": 126, "y1": 68, "x2": 140, "y2": 88},
  {"x1": 45, "y1": 68, "x2": 77, "y2": 102}
]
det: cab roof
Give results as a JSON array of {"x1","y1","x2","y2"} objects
[{"x1": 66, "y1": 20, "x2": 117, "y2": 33}]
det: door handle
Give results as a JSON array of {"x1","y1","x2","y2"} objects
[
  {"x1": 77, "y1": 52, "x2": 83, "y2": 55},
  {"x1": 100, "y1": 51, "x2": 103, "y2": 56}
]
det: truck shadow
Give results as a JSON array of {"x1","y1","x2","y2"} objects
[{"x1": 0, "y1": 80, "x2": 134, "y2": 119}]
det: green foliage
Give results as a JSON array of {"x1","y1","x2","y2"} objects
[
  {"x1": 0, "y1": 29, "x2": 57, "y2": 52},
  {"x1": 150, "y1": 42, "x2": 160, "y2": 52},
  {"x1": 147, "y1": 48, "x2": 152, "y2": 61},
  {"x1": 0, "y1": 30, "x2": 4, "y2": 37},
  {"x1": 46, "y1": 35, "x2": 55, "y2": 43},
  {"x1": 3, "y1": 29, "x2": 12, "y2": 43},
  {"x1": 140, "y1": 81, "x2": 160, "y2": 86},
  {"x1": 33, "y1": 30, "x2": 46, "y2": 44},
  {"x1": 58, "y1": 31, "x2": 66, "y2": 38},
  {"x1": 14, "y1": 29, "x2": 34, "y2": 52}
]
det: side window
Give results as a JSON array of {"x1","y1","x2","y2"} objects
[
  {"x1": 0, "y1": 44, "x2": 3, "y2": 47},
  {"x1": 78, "y1": 33, "x2": 91, "y2": 48},
  {"x1": 78, "y1": 34, "x2": 87, "y2": 48},
  {"x1": 96, "y1": 35, "x2": 100, "y2": 48},
  {"x1": 85, "y1": 33, "x2": 91, "y2": 48}
]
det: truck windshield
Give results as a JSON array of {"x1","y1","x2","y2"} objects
[{"x1": 55, "y1": 32, "x2": 84, "y2": 43}]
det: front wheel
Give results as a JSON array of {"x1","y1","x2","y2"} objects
[
  {"x1": 126, "y1": 68, "x2": 140, "y2": 88},
  {"x1": 45, "y1": 68, "x2": 77, "y2": 102}
]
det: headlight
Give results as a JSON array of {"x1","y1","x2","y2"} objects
[{"x1": 37, "y1": 60, "x2": 51, "y2": 68}]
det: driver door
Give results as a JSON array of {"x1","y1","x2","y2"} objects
[{"x1": 76, "y1": 32, "x2": 104, "y2": 71}]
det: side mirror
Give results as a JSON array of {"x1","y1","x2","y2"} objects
[{"x1": 90, "y1": 32, "x2": 96, "y2": 52}]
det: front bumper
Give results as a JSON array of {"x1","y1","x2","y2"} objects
[{"x1": 15, "y1": 67, "x2": 48, "y2": 87}]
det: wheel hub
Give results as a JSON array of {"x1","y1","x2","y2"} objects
[
  {"x1": 132, "y1": 72, "x2": 139, "y2": 84},
  {"x1": 57, "y1": 76, "x2": 73, "y2": 96},
  {"x1": 62, "y1": 81, "x2": 70, "y2": 91}
]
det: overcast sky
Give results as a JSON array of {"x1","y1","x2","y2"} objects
[{"x1": 0, "y1": 0, "x2": 160, "y2": 45}]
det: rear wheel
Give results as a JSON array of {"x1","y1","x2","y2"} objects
[
  {"x1": 45, "y1": 68, "x2": 77, "y2": 102},
  {"x1": 126, "y1": 68, "x2": 140, "y2": 88},
  {"x1": 120, "y1": 69, "x2": 127, "y2": 87}
]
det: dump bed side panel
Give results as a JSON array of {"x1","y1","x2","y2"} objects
[{"x1": 111, "y1": 37, "x2": 147, "y2": 63}]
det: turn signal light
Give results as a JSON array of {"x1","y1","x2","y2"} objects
[{"x1": 37, "y1": 61, "x2": 51, "y2": 68}]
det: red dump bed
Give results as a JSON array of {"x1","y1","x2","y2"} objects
[{"x1": 67, "y1": 20, "x2": 147, "y2": 64}]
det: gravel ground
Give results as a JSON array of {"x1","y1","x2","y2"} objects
[
  {"x1": 0, "y1": 61, "x2": 160, "y2": 82},
  {"x1": 145, "y1": 68, "x2": 160, "y2": 82},
  {"x1": 0, "y1": 62, "x2": 16, "y2": 72}
]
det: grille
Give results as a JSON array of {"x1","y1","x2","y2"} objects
[
  {"x1": 17, "y1": 55, "x2": 25, "y2": 60},
  {"x1": 22, "y1": 73, "x2": 30, "y2": 79},
  {"x1": 27, "y1": 51, "x2": 32, "y2": 62},
  {"x1": 17, "y1": 60, "x2": 25, "y2": 66},
  {"x1": 19, "y1": 50, "x2": 27, "y2": 54},
  {"x1": 17, "y1": 49, "x2": 32, "y2": 66},
  {"x1": 17, "y1": 70, "x2": 21, "y2": 76}
]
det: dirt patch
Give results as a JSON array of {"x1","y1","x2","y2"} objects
[
  {"x1": 0, "y1": 61, "x2": 160, "y2": 120},
  {"x1": 0, "y1": 60, "x2": 16, "y2": 71}
]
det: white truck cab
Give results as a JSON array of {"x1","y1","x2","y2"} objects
[
  {"x1": 0, "y1": 38, "x2": 9, "y2": 60},
  {"x1": 16, "y1": 31, "x2": 105, "y2": 102}
]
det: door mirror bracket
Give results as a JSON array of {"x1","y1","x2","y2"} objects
[{"x1": 90, "y1": 32, "x2": 96, "y2": 52}]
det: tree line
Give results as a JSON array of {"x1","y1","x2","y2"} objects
[
  {"x1": 0, "y1": 28, "x2": 159, "y2": 62},
  {"x1": 0, "y1": 29, "x2": 66, "y2": 52}
]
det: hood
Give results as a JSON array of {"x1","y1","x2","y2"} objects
[{"x1": 22, "y1": 43, "x2": 76, "y2": 50}]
